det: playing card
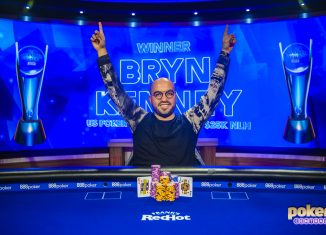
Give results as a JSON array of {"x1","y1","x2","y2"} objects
[
  {"x1": 137, "y1": 176, "x2": 152, "y2": 197},
  {"x1": 178, "y1": 176, "x2": 193, "y2": 197}
]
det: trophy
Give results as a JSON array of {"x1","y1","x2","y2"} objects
[
  {"x1": 279, "y1": 39, "x2": 315, "y2": 144},
  {"x1": 14, "y1": 43, "x2": 48, "y2": 146}
]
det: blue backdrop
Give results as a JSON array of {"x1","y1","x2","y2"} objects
[{"x1": 0, "y1": 16, "x2": 325, "y2": 153}]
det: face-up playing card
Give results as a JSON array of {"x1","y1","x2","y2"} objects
[
  {"x1": 178, "y1": 176, "x2": 193, "y2": 197},
  {"x1": 137, "y1": 176, "x2": 152, "y2": 197}
]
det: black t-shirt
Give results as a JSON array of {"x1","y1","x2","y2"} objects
[
  {"x1": 98, "y1": 52, "x2": 229, "y2": 166},
  {"x1": 130, "y1": 113, "x2": 200, "y2": 166}
]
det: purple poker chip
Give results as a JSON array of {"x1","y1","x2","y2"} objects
[
  {"x1": 162, "y1": 171, "x2": 172, "y2": 180},
  {"x1": 174, "y1": 182, "x2": 179, "y2": 198},
  {"x1": 151, "y1": 165, "x2": 161, "y2": 182},
  {"x1": 150, "y1": 181, "x2": 157, "y2": 198}
]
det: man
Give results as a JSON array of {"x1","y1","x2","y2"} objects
[{"x1": 91, "y1": 22, "x2": 236, "y2": 166}]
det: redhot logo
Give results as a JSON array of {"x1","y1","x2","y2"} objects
[{"x1": 141, "y1": 211, "x2": 191, "y2": 221}]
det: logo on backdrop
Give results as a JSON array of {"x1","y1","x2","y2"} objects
[
  {"x1": 14, "y1": 43, "x2": 48, "y2": 146},
  {"x1": 279, "y1": 40, "x2": 316, "y2": 144},
  {"x1": 141, "y1": 211, "x2": 191, "y2": 221},
  {"x1": 288, "y1": 204, "x2": 326, "y2": 225}
]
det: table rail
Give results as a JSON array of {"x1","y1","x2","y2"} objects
[{"x1": 1, "y1": 167, "x2": 326, "y2": 183}]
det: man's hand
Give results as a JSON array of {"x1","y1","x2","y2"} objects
[
  {"x1": 222, "y1": 25, "x2": 236, "y2": 54},
  {"x1": 91, "y1": 22, "x2": 107, "y2": 57}
]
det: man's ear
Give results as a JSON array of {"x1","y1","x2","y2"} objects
[{"x1": 148, "y1": 95, "x2": 153, "y2": 105}]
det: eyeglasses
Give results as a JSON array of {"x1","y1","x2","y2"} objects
[{"x1": 152, "y1": 90, "x2": 175, "y2": 100}]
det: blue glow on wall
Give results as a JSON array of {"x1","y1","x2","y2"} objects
[{"x1": 0, "y1": 16, "x2": 325, "y2": 153}]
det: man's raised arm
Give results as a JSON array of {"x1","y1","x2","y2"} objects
[
  {"x1": 91, "y1": 22, "x2": 147, "y2": 132},
  {"x1": 184, "y1": 24, "x2": 237, "y2": 134}
]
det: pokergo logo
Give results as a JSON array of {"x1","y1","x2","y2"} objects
[
  {"x1": 141, "y1": 211, "x2": 191, "y2": 222},
  {"x1": 288, "y1": 204, "x2": 326, "y2": 225}
]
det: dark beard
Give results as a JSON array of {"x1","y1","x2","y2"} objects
[{"x1": 153, "y1": 104, "x2": 175, "y2": 118}]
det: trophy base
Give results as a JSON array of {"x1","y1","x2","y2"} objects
[
  {"x1": 14, "y1": 119, "x2": 46, "y2": 146},
  {"x1": 283, "y1": 117, "x2": 316, "y2": 144}
]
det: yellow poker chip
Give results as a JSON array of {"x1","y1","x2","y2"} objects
[
  {"x1": 159, "y1": 176, "x2": 170, "y2": 185},
  {"x1": 153, "y1": 174, "x2": 180, "y2": 201}
]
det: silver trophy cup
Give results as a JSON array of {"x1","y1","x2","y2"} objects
[
  {"x1": 279, "y1": 40, "x2": 315, "y2": 144},
  {"x1": 14, "y1": 43, "x2": 48, "y2": 146}
]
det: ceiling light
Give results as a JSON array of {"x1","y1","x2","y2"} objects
[
  {"x1": 77, "y1": 20, "x2": 85, "y2": 25},
  {"x1": 245, "y1": 18, "x2": 253, "y2": 24},
  {"x1": 130, "y1": 22, "x2": 137, "y2": 27},
  {"x1": 193, "y1": 21, "x2": 200, "y2": 26},
  {"x1": 22, "y1": 15, "x2": 31, "y2": 21},
  {"x1": 300, "y1": 12, "x2": 309, "y2": 18}
]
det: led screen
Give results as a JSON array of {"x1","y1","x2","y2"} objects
[{"x1": 0, "y1": 16, "x2": 325, "y2": 154}]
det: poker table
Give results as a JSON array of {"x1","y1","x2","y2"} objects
[{"x1": 0, "y1": 166, "x2": 326, "y2": 235}]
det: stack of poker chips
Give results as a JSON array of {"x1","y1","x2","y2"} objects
[{"x1": 150, "y1": 165, "x2": 179, "y2": 202}]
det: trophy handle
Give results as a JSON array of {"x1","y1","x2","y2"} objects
[
  {"x1": 39, "y1": 45, "x2": 48, "y2": 97},
  {"x1": 15, "y1": 42, "x2": 26, "y2": 116},
  {"x1": 279, "y1": 42, "x2": 294, "y2": 112},
  {"x1": 305, "y1": 39, "x2": 313, "y2": 113}
]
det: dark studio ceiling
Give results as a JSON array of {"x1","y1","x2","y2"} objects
[{"x1": 0, "y1": 0, "x2": 325, "y2": 24}]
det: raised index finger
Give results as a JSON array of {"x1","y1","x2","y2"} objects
[
  {"x1": 223, "y1": 24, "x2": 229, "y2": 36},
  {"x1": 98, "y1": 22, "x2": 103, "y2": 34}
]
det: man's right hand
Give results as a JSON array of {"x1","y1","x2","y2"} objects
[
  {"x1": 91, "y1": 22, "x2": 107, "y2": 57},
  {"x1": 222, "y1": 24, "x2": 236, "y2": 54}
]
